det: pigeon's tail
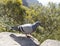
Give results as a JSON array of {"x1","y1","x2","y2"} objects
[{"x1": 8, "y1": 26, "x2": 21, "y2": 32}]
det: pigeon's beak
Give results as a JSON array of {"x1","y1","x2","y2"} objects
[
  {"x1": 39, "y1": 22, "x2": 43, "y2": 26},
  {"x1": 40, "y1": 23, "x2": 43, "y2": 27}
]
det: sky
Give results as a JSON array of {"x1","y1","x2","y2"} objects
[{"x1": 38, "y1": 0, "x2": 60, "y2": 5}]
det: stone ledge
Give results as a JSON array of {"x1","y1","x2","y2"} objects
[
  {"x1": 40, "y1": 39, "x2": 60, "y2": 46},
  {"x1": 0, "y1": 32, "x2": 40, "y2": 46}
]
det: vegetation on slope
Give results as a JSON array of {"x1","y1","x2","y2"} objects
[{"x1": 0, "y1": 0, "x2": 60, "y2": 43}]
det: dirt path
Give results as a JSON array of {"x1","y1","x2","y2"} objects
[{"x1": 0, "y1": 32, "x2": 40, "y2": 46}]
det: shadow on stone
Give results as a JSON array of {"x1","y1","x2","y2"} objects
[{"x1": 10, "y1": 34, "x2": 39, "y2": 46}]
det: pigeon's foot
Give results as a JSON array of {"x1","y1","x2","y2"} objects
[
  {"x1": 25, "y1": 34, "x2": 31, "y2": 38},
  {"x1": 27, "y1": 36, "x2": 31, "y2": 38}
]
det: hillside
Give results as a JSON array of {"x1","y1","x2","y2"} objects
[{"x1": 0, "y1": 0, "x2": 60, "y2": 45}]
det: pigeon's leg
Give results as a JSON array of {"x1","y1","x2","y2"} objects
[{"x1": 26, "y1": 34, "x2": 31, "y2": 38}]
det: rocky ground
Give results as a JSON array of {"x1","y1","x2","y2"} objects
[
  {"x1": 40, "y1": 39, "x2": 60, "y2": 46},
  {"x1": 0, "y1": 32, "x2": 40, "y2": 46},
  {"x1": 0, "y1": 32, "x2": 60, "y2": 46}
]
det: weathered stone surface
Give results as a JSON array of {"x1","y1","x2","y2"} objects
[
  {"x1": 0, "y1": 32, "x2": 40, "y2": 46},
  {"x1": 40, "y1": 39, "x2": 60, "y2": 46}
]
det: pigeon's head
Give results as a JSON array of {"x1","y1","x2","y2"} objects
[
  {"x1": 35, "y1": 21, "x2": 41, "y2": 24},
  {"x1": 35, "y1": 21, "x2": 42, "y2": 26},
  {"x1": 10, "y1": 26, "x2": 18, "y2": 31}
]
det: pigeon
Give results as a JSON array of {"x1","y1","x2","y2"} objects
[{"x1": 10, "y1": 21, "x2": 42, "y2": 37}]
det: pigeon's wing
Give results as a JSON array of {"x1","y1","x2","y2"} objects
[{"x1": 21, "y1": 24, "x2": 33, "y2": 34}]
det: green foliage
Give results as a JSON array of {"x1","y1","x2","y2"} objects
[
  {"x1": 4, "y1": 0, "x2": 26, "y2": 24},
  {"x1": 0, "y1": 0, "x2": 27, "y2": 31},
  {"x1": 31, "y1": 3, "x2": 60, "y2": 43}
]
